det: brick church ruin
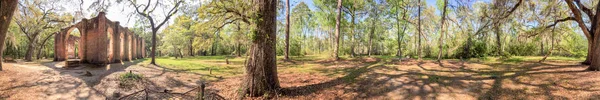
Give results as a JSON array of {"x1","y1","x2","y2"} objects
[{"x1": 54, "y1": 12, "x2": 145, "y2": 65}]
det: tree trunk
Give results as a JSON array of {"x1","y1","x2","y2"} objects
[
  {"x1": 582, "y1": 41, "x2": 592, "y2": 65},
  {"x1": 437, "y1": 0, "x2": 448, "y2": 61},
  {"x1": 368, "y1": 21, "x2": 374, "y2": 57},
  {"x1": 284, "y1": 0, "x2": 290, "y2": 60},
  {"x1": 241, "y1": 0, "x2": 279, "y2": 97},
  {"x1": 540, "y1": 27, "x2": 556, "y2": 62},
  {"x1": 179, "y1": 48, "x2": 183, "y2": 58},
  {"x1": 189, "y1": 37, "x2": 194, "y2": 56},
  {"x1": 25, "y1": 39, "x2": 37, "y2": 61},
  {"x1": 540, "y1": 37, "x2": 544, "y2": 56},
  {"x1": 350, "y1": 13, "x2": 356, "y2": 57},
  {"x1": 237, "y1": 42, "x2": 241, "y2": 57},
  {"x1": 0, "y1": 0, "x2": 18, "y2": 70},
  {"x1": 151, "y1": 29, "x2": 158, "y2": 65},
  {"x1": 589, "y1": 34, "x2": 600, "y2": 71},
  {"x1": 417, "y1": 0, "x2": 422, "y2": 60},
  {"x1": 37, "y1": 33, "x2": 55, "y2": 60},
  {"x1": 333, "y1": 0, "x2": 342, "y2": 60},
  {"x1": 495, "y1": 23, "x2": 503, "y2": 57}
]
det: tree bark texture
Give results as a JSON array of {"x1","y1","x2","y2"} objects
[
  {"x1": 242, "y1": 0, "x2": 280, "y2": 97},
  {"x1": 0, "y1": 0, "x2": 19, "y2": 70},
  {"x1": 333, "y1": 0, "x2": 342, "y2": 60}
]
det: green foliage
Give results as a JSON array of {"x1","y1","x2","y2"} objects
[
  {"x1": 456, "y1": 40, "x2": 489, "y2": 59},
  {"x1": 507, "y1": 42, "x2": 539, "y2": 56}
]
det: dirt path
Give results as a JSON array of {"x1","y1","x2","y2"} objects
[{"x1": 0, "y1": 60, "x2": 204, "y2": 100}]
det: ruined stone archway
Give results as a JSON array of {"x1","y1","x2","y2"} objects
[{"x1": 54, "y1": 12, "x2": 145, "y2": 65}]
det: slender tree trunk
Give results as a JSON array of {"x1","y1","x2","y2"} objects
[
  {"x1": 368, "y1": 6, "x2": 378, "y2": 57},
  {"x1": 237, "y1": 42, "x2": 241, "y2": 57},
  {"x1": 540, "y1": 37, "x2": 545, "y2": 56},
  {"x1": 284, "y1": 0, "x2": 290, "y2": 60},
  {"x1": 333, "y1": 0, "x2": 342, "y2": 60},
  {"x1": 368, "y1": 21, "x2": 374, "y2": 57},
  {"x1": 437, "y1": 0, "x2": 448, "y2": 61},
  {"x1": 417, "y1": 0, "x2": 422, "y2": 61},
  {"x1": 179, "y1": 48, "x2": 183, "y2": 58},
  {"x1": 0, "y1": 0, "x2": 18, "y2": 70},
  {"x1": 540, "y1": 26, "x2": 556, "y2": 62},
  {"x1": 350, "y1": 13, "x2": 356, "y2": 57},
  {"x1": 189, "y1": 37, "x2": 194, "y2": 56},
  {"x1": 241, "y1": 0, "x2": 279, "y2": 97},
  {"x1": 151, "y1": 29, "x2": 158, "y2": 65}
]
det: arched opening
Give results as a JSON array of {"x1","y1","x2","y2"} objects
[{"x1": 66, "y1": 28, "x2": 81, "y2": 60}]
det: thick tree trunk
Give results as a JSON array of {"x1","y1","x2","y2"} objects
[
  {"x1": 333, "y1": 0, "x2": 342, "y2": 60},
  {"x1": 583, "y1": 41, "x2": 592, "y2": 65},
  {"x1": 589, "y1": 35, "x2": 600, "y2": 71},
  {"x1": 0, "y1": 0, "x2": 19, "y2": 70},
  {"x1": 241, "y1": 0, "x2": 279, "y2": 97},
  {"x1": 25, "y1": 39, "x2": 37, "y2": 61},
  {"x1": 284, "y1": 0, "x2": 290, "y2": 60}
]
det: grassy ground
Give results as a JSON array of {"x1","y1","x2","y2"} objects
[{"x1": 141, "y1": 55, "x2": 585, "y2": 81}]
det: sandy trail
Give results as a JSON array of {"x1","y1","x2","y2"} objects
[{"x1": 0, "y1": 60, "x2": 203, "y2": 100}]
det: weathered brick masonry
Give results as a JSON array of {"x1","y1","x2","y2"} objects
[{"x1": 54, "y1": 12, "x2": 145, "y2": 65}]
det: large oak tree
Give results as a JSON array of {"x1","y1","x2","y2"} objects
[{"x1": 0, "y1": 0, "x2": 19, "y2": 70}]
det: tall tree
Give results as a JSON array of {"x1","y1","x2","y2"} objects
[
  {"x1": 242, "y1": 0, "x2": 279, "y2": 97},
  {"x1": 367, "y1": 1, "x2": 379, "y2": 57},
  {"x1": 124, "y1": 0, "x2": 183, "y2": 65},
  {"x1": 437, "y1": 0, "x2": 448, "y2": 61},
  {"x1": 0, "y1": 0, "x2": 19, "y2": 70},
  {"x1": 14, "y1": 0, "x2": 66, "y2": 61},
  {"x1": 417, "y1": 0, "x2": 422, "y2": 60},
  {"x1": 333, "y1": 0, "x2": 342, "y2": 60},
  {"x1": 551, "y1": 0, "x2": 600, "y2": 70},
  {"x1": 342, "y1": 0, "x2": 366, "y2": 57},
  {"x1": 284, "y1": 0, "x2": 290, "y2": 60}
]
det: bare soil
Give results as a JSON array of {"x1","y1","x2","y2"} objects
[{"x1": 1, "y1": 58, "x2": 599, "y2": 100}]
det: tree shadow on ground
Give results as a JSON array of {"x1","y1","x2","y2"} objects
[
  {"x1": 278, "y1": 59, "x2": 600, "y2": 99},
  {"x1": 41, "y1": 59, "x2": 145, "y2": 86}
]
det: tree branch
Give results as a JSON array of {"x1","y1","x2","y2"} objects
[
  {"x1": 573, "y1": 0, "x2": 593, "y2": 18},
  {"x1": 155, "y1": 0, "x2": 183, "y2": 29},
  {"x1": 545, "y1": 17, "x2": 576, "y2": 28},
  {"x1": 565, "y1": 0, "x2": 592, "y2": 39}
]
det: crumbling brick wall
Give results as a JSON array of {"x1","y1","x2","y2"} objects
[{"x1": 54, "y1": 12, "x2": 145, "y2": 65}]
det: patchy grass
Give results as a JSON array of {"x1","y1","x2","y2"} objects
[
  {"x1": 118, "y1": 71, "x2": 143, "y2": 88},
  {"x1": 142, "y1": 55, "x2": 584, "y2": 82}
]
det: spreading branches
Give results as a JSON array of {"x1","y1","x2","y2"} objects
[
  {"x1": 565, "y1": 0, "x2": 592, "y2": 39},
  {"x1": 127, "y1": 0, "x2": 183, "y2": 30}
]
